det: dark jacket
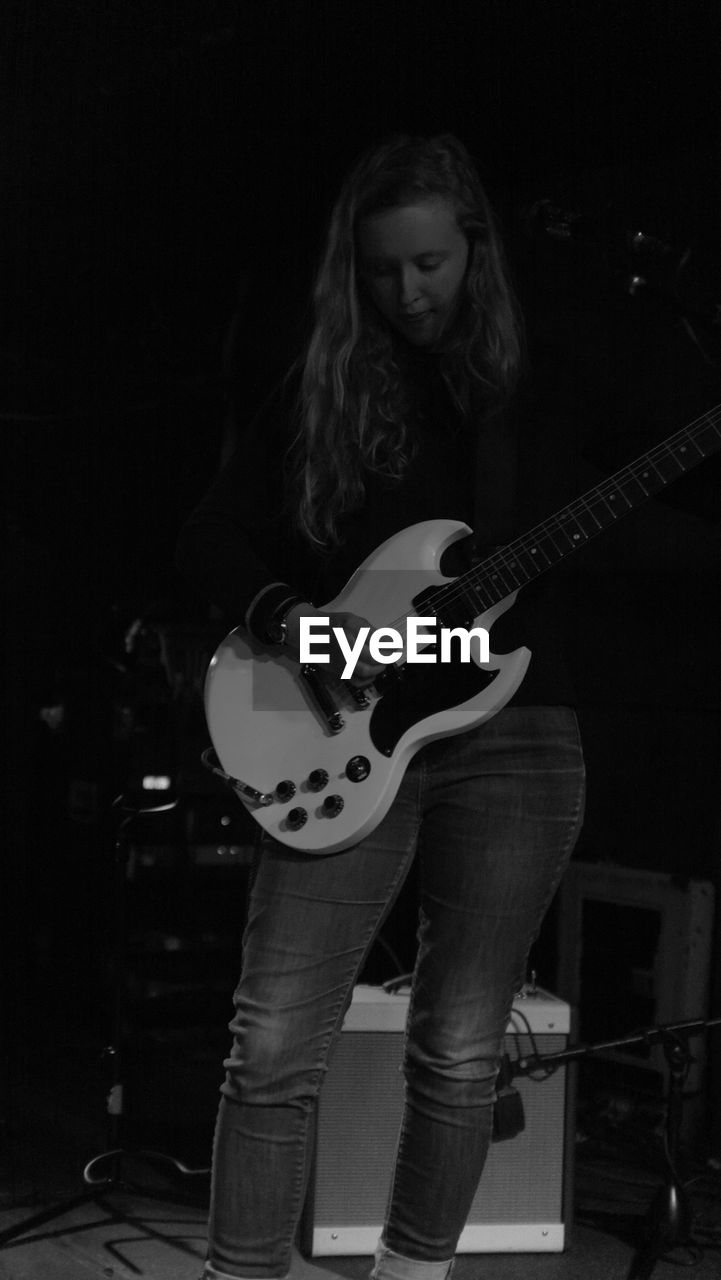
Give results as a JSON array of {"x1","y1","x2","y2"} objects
[{"x1": 176, "y1": 358, "x2": 575, "y2": 706}]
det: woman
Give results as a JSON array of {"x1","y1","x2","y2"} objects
[{"x1": 177, "y1": 133, "x2": 585, "y2": 1280}]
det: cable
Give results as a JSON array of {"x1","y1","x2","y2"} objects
[{"x1": 507, "y1": 1005, "x2": 560, "y2": 1081}]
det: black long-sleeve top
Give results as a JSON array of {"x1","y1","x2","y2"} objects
[{"x1": 176, "y1": 355, "x2": 575, "y2": 706}]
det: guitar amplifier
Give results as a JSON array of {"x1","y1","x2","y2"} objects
[{"x1": 303, "y1": 984, "x2": 573, "y2": 1256}]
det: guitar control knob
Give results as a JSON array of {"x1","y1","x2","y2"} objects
[
  {"x1": 308, "y1": 769, "x2": 329, "y2": 792},
  {"x1": 287, "y1": 807, "x2": 308, "y2": 830},
  {"x1": 276, "y1": 780, "x2": 296, "y2": 802},
  {"x1": 346, "y1": 755, "x2": 371, "y2": 783},
  {"x1": 322, "y1": 794, "x2": 344, "y2": 817}
]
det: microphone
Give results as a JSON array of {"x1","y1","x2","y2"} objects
[{"x1": 526, "y1": 198, "x2": 673, "y2": 258}]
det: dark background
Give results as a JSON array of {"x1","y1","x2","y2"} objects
[{"x1": 2, "y1": 0, "x2": 721, "y2": 1155}]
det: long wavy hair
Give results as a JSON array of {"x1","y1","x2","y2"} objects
[{"x1": 290, "y1": 133, "x2": 523, "y2": 549}]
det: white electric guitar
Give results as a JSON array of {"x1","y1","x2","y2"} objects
[{"x1": 205, "y1": 405, "x2": 720, "y2": 854}]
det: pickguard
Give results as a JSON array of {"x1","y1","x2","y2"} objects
[{"x1": 370, "y1": 649, "x2": 498, "y2": 756}]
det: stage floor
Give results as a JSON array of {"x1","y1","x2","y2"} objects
[
  {"x1": 2, "y1": 1014, "x2": 720, "y2": 1279},
  {"x1": 1, "y1": 1201, "x2": 720, "y2": 1280}
]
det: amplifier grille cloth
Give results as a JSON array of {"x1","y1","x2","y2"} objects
[{"x1": 314, "y1": 1031, "x2": 567, "y2": 1225}]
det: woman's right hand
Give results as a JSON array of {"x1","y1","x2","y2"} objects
[{"x1": 283, "y1": 603, "x2": 386, "y2": 686}]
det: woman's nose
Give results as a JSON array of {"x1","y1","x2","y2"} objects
[{"x1": 398, "y1": 267, "x2": 421, "y2": 307}]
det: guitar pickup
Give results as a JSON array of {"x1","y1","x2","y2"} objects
[{"x1": 301, "y1": 665, "x2": 345, "y2": 733}]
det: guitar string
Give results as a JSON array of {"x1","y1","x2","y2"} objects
[
  {"x1": 419, "y1": 404, "x2": 721, "y2": 619},
  {"x1": 374, "y1": 404, "x2": 721, "y2": 650},
  {"x1": 380, "y1": 405, "x2": 721, "y2": 646}
]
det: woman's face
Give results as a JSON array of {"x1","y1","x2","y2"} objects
[{"x1": 358, "y1": 196, "x2": 470, "y2": 348}]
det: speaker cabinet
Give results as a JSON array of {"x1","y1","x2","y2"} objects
[{"x1": 304, "y1": 985, "x2": 572, "y2": 1256}]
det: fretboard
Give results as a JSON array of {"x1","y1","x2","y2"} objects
[{"x1": 434, "y1": 404, "x2": 721, "y2": 620}]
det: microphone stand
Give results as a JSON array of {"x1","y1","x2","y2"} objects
[
  {"x1": 512, "y1": 1016, "x2": 721, "y2": 1280},
  {"x1": 0, "y1": 793, "x2": 209, "y2": 1251}
]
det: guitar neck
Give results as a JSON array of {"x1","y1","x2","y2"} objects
[{"x1": 453, "y1": 404, "x2": 721, "y2": 617}]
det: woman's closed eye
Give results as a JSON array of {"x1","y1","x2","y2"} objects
[{"x1": 365, "y1": 255, "x2": 445, "y2": 280}]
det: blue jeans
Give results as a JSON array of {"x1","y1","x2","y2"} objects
[{"x1": 204, "y1": 706, "x2": 585, "y2": 1279}]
